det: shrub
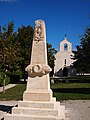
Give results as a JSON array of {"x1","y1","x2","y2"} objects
[
  {"x1": 0, "y1": 72, "x2": 10, "y2": 86},
  {"x1": 9, "y1": 74, "x2": 20, "y2": 83}
]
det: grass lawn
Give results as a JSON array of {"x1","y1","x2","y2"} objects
[
  {"x1": 51, "y1": 83, "x2": 90, "y2": 88},
  {"x1": 53, "y1": 92, "x2": 90, "y2": 100},
  {"x1": 0, "y1": 83, "x2": 90, "y2": 100},
  {"x1": 0, "y1": 84, "x2": 26, "y2": 101},
  {"x1": 51, "y1": 83, "x2": 90, "y2": 100}
]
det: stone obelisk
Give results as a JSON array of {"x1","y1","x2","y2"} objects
[{"x1": 5, "y1": 20, "x2": 65, "y2": 120}]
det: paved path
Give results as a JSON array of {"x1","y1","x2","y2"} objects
[
  {"x1": 0, "y1": 100, "x2": 90, "y2": 120},
  {"x1": 0, "y1": 84, "x2": 17, "y2": 93},
  {"x1": 0, "y1": 101, "x2": 18, "y2": 120}
]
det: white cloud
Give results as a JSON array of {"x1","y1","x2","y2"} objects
[{"x1": 0, "y1": 0, "x2": 17, "y2": 2}]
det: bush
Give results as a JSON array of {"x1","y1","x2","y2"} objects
[
  {"x1": 6, "y1": 71, "x2": 23, "y2": 84},
  {"x1": 0, "y1": 72, "x2": 10, "y2": 86},
  {"x1": 0, "y1": 73, "x2": 3, "y2": 86},
  {"x1": 50, "y1": 76, "x2": 90, "y2": 83},
  {"x1": 9, "y1": 74, "x2": 20, "y2": 83},
  {"x1": 5, "y1": 76, "x2": 10, "y2": 85}
]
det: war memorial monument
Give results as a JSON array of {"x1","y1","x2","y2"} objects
[{"x1": 5, "y1": 20, "x2": 65, "y2": 120}]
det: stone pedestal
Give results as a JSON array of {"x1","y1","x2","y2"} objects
[
  {"x1": 5, "y1": 98, "x2": 65, "y2": 120},
  {"x1": 5, "y1": 20, "x2": 65, "y2": 120}
]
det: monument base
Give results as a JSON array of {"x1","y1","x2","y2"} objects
[
  {"x1": 4, "y1": 77, "x2": 65, "y2": 120},
  {"x1": 23, "y1": 89, "x2": 52, "y2": 101},
  {"x1": 5, "y1": 97, "x2": 65, "y2": 120}
]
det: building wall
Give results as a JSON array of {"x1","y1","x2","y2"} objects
[{"x1": 54, "y1": 38, "x2": 75, "y2": 76}]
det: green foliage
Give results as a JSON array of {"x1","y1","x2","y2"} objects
[
  {"x1": 0, "y1": 72, "x2": 10, "y2": 86},
  {"x1": 50, "y1": 76, "x2": 90, "y2": 83},
  {"x1": 0, "y1": 21, "x2": 56, "y2": 80},
  {"x1": 0, "y1": 21, "x2": 19, "y2": 72},
  {"x1": 4, "y1": 76, "x2": 10, "y2": 85},
  {"x1": 47, "y1": 43, "x2": 57, "y2": 76},
  {"x1": 73, "y1": 27, "x2": 90, "y2": 73},
  {"x1": 16, "y1": 25, "x2": 34, "y2": 72},
  {"x1": 0, "y1": 73, "x2": 3, "y2": 86},
  {"x1": 0, "y1": 22, "x2": 34, "y2": 76},
  {"x1": 7, "y1": 21, "x2": 14, "y2": 36}
]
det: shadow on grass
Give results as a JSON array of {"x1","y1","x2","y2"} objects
[{"x1": 52, "y1": 88, "x2": 90, "y2": 94}]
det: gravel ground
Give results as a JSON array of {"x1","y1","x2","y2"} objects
[
  {"x1": 61, "y1": 100, "x2": 90, "y2": 120},
  {"x1": 0, "y1": 100, "x2": 90, "y2": 120}
]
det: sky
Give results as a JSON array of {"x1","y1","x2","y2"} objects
[{"x1": 0, "y1": 0, "x2": 90, "y2": 51}]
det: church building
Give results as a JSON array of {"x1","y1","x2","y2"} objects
[{"x1": 54, "y1": 36, "x2": 75, "y2": 77}]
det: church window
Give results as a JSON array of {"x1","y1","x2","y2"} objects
[
  {"x1": 64, "y1": 43, "x2": 68, "y2": 51},
  {"x1": 65, "y1": 59, "x2": 66, "y2": 65}
]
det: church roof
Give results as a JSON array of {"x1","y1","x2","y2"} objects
[{"x1": 60, "y1": 37, "x2": 71, "y2": 44}]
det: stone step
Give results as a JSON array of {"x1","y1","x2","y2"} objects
[
  {"x1": 5, "y1": 106, "x2": 65, "y2": 120},
  {"x1": 59, "y1": 106, "x2": 65, "y2": 120},
  {"x1": 18, "y1": 98, "x2": 59, "y2": 109},
  {"x1": 5, "y1": 114, "x2": 62, "y2": 120},
  {"x1": 18, "y1": 101, "x2": 55, "y2": 109},
  {"x1": 12, "y1": 107, "x2": 59, "y2": 116}
]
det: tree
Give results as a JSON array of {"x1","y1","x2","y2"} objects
[
  {"x1": 16, "y1": 25, "x2": 34, "y2": 78},
  {"x1": 73, "y1": 27, "x2": 90, "y2": 74},
  {"x1": 0, "y1": 22, "x2": 17, "y2": 92},
  {"x1": 47, "y1": 43, "x2": 57, "y2": 76},
  {"x1": 0, "y1": 21, "x2": 57, "y2": 80},
  {"x1": 0, "y1": 21, "x2": 20, "y2": 73}
]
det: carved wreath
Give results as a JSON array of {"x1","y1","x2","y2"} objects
[{"x1": 25, "y1": 64, "x2": 52, "y2": 77}]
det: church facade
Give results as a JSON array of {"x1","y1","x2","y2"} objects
[{"x1": 54, "y1": 37, "x2": 75, "y2": 77}]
